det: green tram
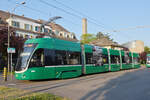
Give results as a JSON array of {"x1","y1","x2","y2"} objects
[
  {"x1": 146, "y1": 54, "x2": 150, "y2": 68},
  {"x1": 15, "y1": 38, "x2": 140, "y2": 80}
]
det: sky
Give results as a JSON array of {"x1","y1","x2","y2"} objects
[{"x1": 1, "y1": 0, "x2": 150, "y2": 46}]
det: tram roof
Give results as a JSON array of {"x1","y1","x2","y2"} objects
[
  {"x1": 25, "y1": 38, "x2": 139, "y2": 57},
  {"x1": 25, "y1": 38, "x2": 81, "y2": 52}
]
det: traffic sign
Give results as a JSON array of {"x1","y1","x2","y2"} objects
[{"x1": 7, "y1": 48, "x2": 16, "y2": 53}]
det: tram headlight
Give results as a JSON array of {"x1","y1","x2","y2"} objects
[{"x1": 16, "y1": 74, "x2": 18, "y2": 77}]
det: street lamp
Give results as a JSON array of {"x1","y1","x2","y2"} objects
[{"x1": 7, "y1": 1, "x2": 26, "y2": 73}]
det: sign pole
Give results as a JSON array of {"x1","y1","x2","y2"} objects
[
  {"x1": 7, "y1": 48, "x2": 15, "y2": 80},
  {"x1": 11, "y1": 53, "x2": 13, "y2": 80}
]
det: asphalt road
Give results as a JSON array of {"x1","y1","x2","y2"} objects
[{"x1": 1, "y1": 66, "x2": 150, "y2": 100}]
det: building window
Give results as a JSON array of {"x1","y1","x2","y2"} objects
[
  {"x1": 15, "y1": 33, "x2": 19, "y2": 37},
  {"x1": 24, "y1": 24, "x2": 30, "y2": 30},
  {"x1": 73, "y1": 35, "x2": 76, "y2": 39},
  {"x1": 59, "y1": 33, "x2": 63, "y2": 36},
  {"x1": 35, "y1": 26, "x2": 40, "y2": 32},
  {"x1": 44, "y1": 28, "x2": 49, "y2": 33},
  {"x1": 55, "y1": 30, "x2": 59, "y2": 35},
  {"x1": 49, "y1": 30, "x2": 53, "y2": 34},
  {"x1": 64, "y1": 32, "x2": 67, "y2": 37},
  {"x1": 20, "y1": 34, "x2": 23, "y2": 38},
  {"x1": 11, "y1": 21, "x2": 20, "y2": 28},
  {"x1": 67, "y1": 35, "x2": 70, "y2": 38},
  {"x1": 30, "y1": 25, "x2": 33, "y2": 31}
]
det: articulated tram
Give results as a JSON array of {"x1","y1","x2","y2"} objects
[
  {"x1": 146, "y1": 54, "x2": 150, "y2": 68},
  {"x1": 15, "y1": 38, "x2": 140, "y2": 80}
]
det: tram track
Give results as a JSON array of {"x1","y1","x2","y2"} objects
[{"x1": 13, "y1": 68, "x2": 142, "y2": 93}]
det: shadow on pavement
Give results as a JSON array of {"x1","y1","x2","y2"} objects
[{"x1": 80, "y1": 68, "x2": 150, "y2": 100}]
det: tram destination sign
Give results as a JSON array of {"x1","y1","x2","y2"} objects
[{"x1": 7, "y1": 48, "x2": 16, "y2": 53}]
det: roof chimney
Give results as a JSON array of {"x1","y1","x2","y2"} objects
[{"x1": 82, "y1": 18, "x2": 87, "y2": 34}]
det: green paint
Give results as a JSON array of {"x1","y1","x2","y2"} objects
[
  {"x1": 84, "y1": 44, "x2": 93, "y2": 53},
  {"x1": 15, "y1": 66, "x2": 82, "y2": 80},
  {"x1": 122, "y1": 64, "x2": 132, "y2": 70},
  {"x1": 15, "y1": 38, "x2": 141, "y2": 80},
  {"x1": 85, "y1": 64, "x2": 109, "y2": 74},
  {"x1": 102, "y1": 48, "x2": 108, "y2": 55},
  {"x1": 110, "y1": 64, "x2": 120, "y2": 71},
  {"x1": 121, "y1": 50, "x2": 125, "y2": 56},
  {"x1": 147, "y1": 54, "x2": 150, "y2": 57},
  {"x1": 133, "y1": 53, "x2": 139, "y2": 57},
  {"x1": 109, "y1": 49, "x2": 120, "y2": 55},
  {"x1": 146, "y1": 64, "x2": 150, "y2": 68},
  {"x1": 26, "y1": 38, "x2": 81, "y2": 52}
]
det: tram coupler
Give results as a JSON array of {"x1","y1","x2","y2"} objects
[{"x1": 3, "y1": 67, "x2": 7, "y2": 81}]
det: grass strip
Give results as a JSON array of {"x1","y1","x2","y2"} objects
[{"x1": 0, "y1": 86, "x2": 69, "y2": 100}]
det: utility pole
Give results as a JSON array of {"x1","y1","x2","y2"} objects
[{"x1": 7, "y1": 1, "x2": 25, "y2": 73}]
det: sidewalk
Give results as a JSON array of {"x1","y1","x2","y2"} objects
[{"x1": 0, "y1": 73, "x2": 18, "y2": 86}]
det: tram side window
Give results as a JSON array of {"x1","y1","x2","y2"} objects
[
  {"x1": 85, "y1": 53, "x2": 93, "y2": 64},
  {"x1": 55, "y1": 50, "x2": 67, "y2": 65},
  {"x1": 44, "y1": 49, "x2": 55, "y2": 66},
  {"x1": 133, "y1": 57, "x2": 139, "y2": 64},
  {"x1": 44, "y1": 50, "x2": 81, "y2": 66},
  {"x1": 67, "y1": 52, "x2": 81, "y2": 65},
  {"x1": 102, "y1": 54, "x2": 108, "y2": 64},
  {"x1": 29, "y1": 49, "x2": 44, "y2": 67},
  {"x1": 122, "y1": 56, "x2": 126, "y2": 63},
  {"x1": 129, "y1": 57, "x2": 132, "y2": 63},
  {"x1": 110, "y1": 55, "x2": 120, "y2": 64},
  {"x1": 55, "y1": 50, "x2": 81, "y2": 65}
]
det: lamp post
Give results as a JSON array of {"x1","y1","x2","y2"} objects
[{"x1": 7, "y1": 1, "x2": 25, "y2": 73}]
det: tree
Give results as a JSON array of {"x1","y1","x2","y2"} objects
[
  {"x1": 144, "y1": 46, "x2": 150, "y2": 54},
  {"x1": 96, "y1": 32, "x2": 115, "y2": 42},
  {"x1": 0, "y1": 29, "x2": 25, "y2": 69},
  {"x1": 140, "y1": 52, "x2": 147, "y2": 64},
  {"x1": 80, "y1": 33, "x2": 97, "y2": 44}
]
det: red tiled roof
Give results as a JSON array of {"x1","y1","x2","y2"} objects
[
  {"x1": 0, "y1": 10, "x2": 77, "y2": 41},
  {"x1": 49, "y1": 22, "x2": 70, "y2": 33}
]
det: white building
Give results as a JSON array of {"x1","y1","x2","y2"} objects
[
  {"x1": 0, "y1": 10, "x2": 77, "y2": 40},
  {"x1": 122, "y1": 40, "x2": 144, "y2": 53}
]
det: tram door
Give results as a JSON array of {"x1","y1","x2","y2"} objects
[
  {"x1": 124, "y1": 51, "x2": 132, "y2": 69},
  {"x1": 29, "y1": 49, "x2": 45, "y2": 78},
  {"x1": 93, "y1": 46, "x2": 103, "y2": 66}
]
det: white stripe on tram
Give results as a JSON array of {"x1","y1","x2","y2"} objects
[{"x1": 45, "y1": 65, "x2": 82, "y2": 68}]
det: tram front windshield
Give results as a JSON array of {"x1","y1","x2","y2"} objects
[
  {"x1": 147, "y1": 56, "x2": 150, "y2": 64},
  {"x1": 16, "y1": 43, "x2": 37, "y2": 71}
]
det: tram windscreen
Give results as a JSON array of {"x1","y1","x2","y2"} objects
[
  {"x1": 15, "y1": 43, "x2": 37, "y2": 71},
  {"x1": 147, "y1": 57, "x2": 150, "y2": 61},
  {"x1": 147, "y1": 56, "x2": 150, "y2": 64}
]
